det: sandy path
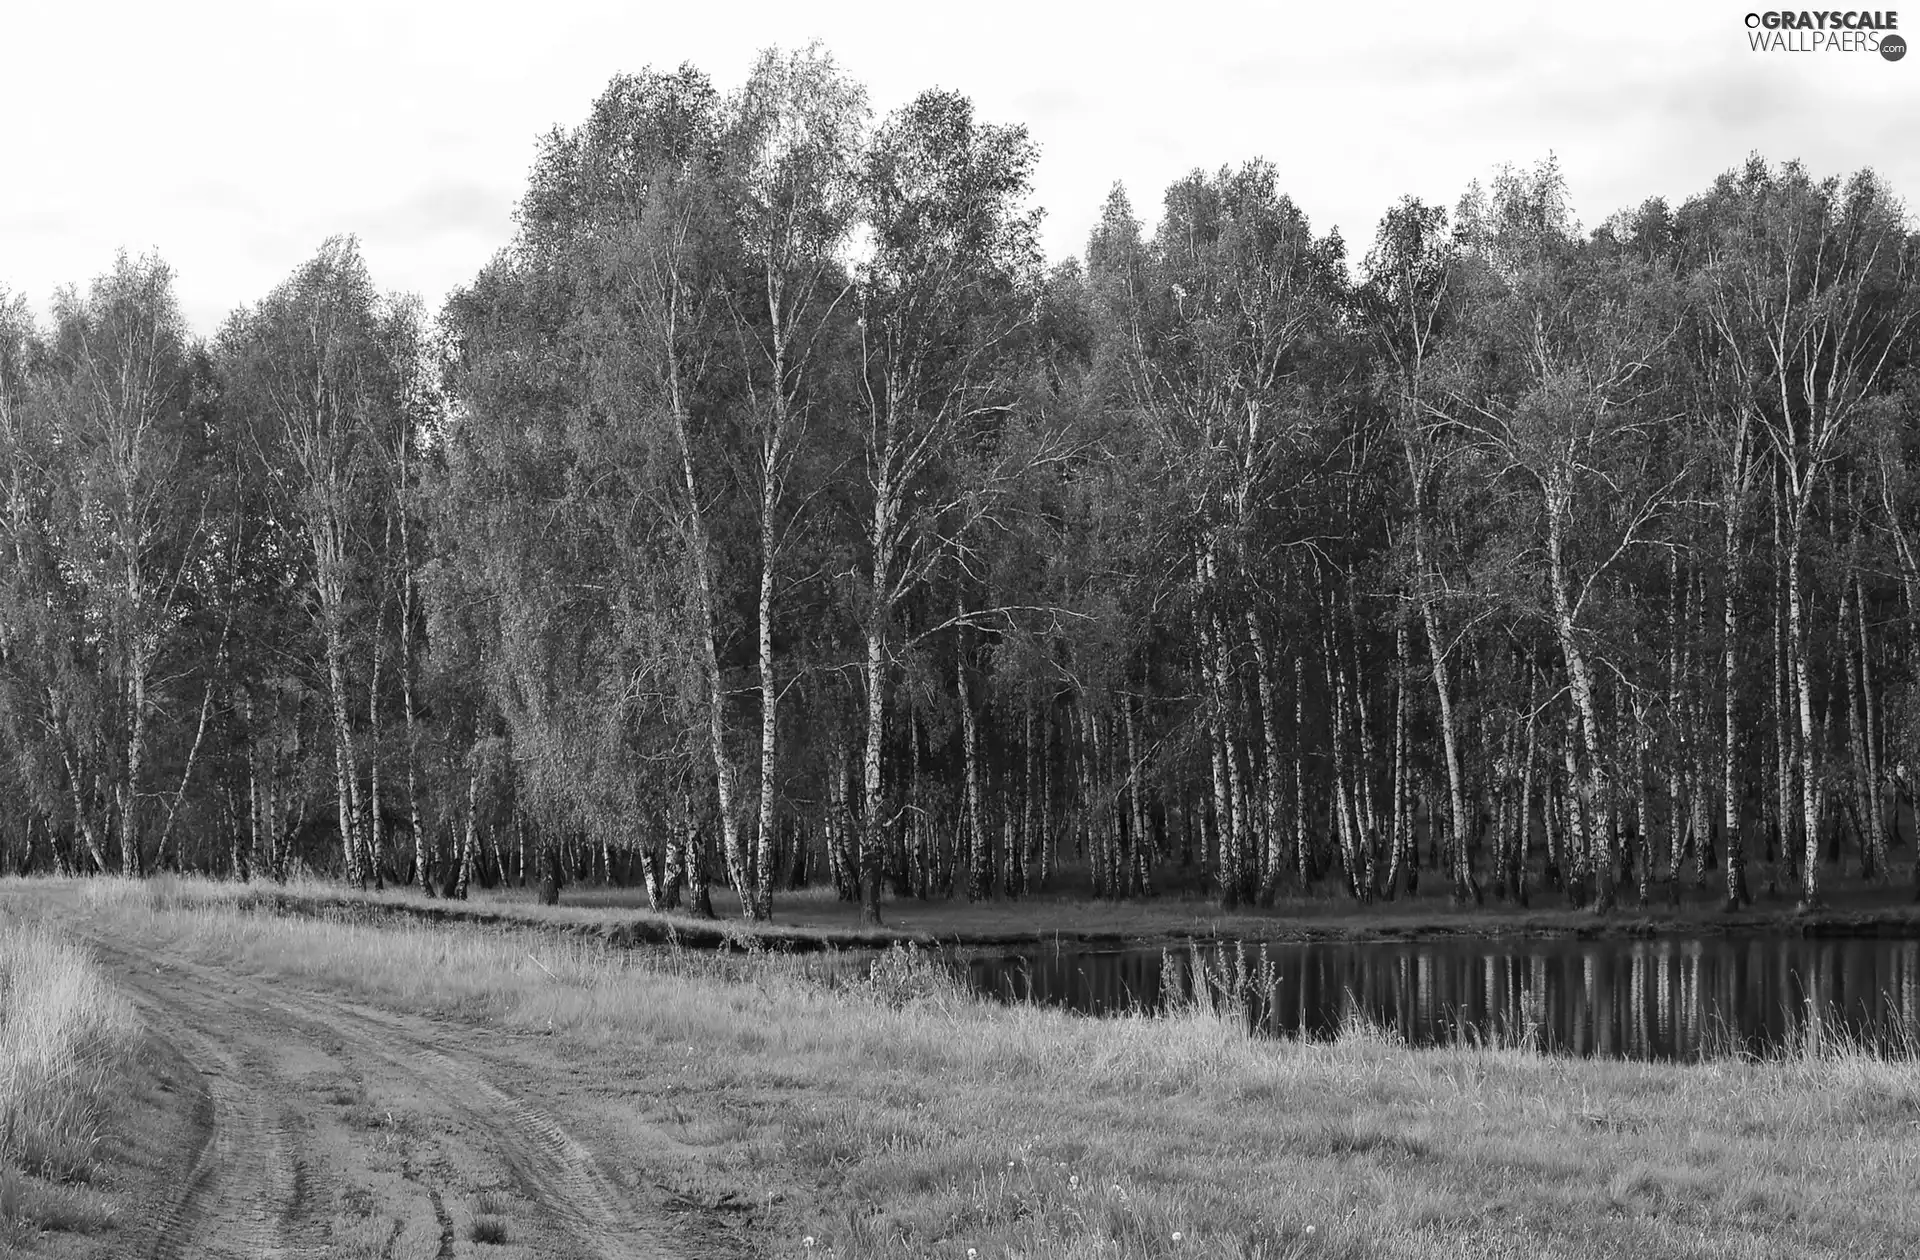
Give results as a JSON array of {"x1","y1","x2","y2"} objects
[{"x1": 80, "y1": 932, "x2": 744, "y2": 1260}]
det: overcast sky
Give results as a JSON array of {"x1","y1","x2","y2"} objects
[{"x1": 3, "y1": 0, "x2": 1914, "y2": 336}]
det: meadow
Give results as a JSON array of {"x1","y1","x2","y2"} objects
[{"x1": 13, "y1": 874, "x2": 1911, "y2": 1259}]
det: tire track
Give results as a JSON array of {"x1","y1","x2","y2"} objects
[
  {"x1": 139, "y1": 1034, "x2": 216, "y2": 1260},
  {"x1": 114, "y1": 964, "x2": 312, "y2": 1260},
  {"x1": 424, "y1": 1185, "x2": 455, "y2": 1259},
  {"x1": 334, "y1": 1003, "x2": 746, "y2": 1260},
  {"x1": 91, "y1": 936, "x2": 733, "y2": 1260},
  {"x1": 255, "y1": 989, "x2": 674, "y2": 1260}
]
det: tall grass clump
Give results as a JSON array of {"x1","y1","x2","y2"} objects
[
  {"x1": 858, "y1": 942, "x2": 971, "y2": 1012},
  {"x1": 0, "y1": 920, "x2": 141, "y2": 1233}
]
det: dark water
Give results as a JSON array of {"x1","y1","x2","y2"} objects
[{"x1": 966, "y1": 934, "x2": 1920, "y2": 1061}]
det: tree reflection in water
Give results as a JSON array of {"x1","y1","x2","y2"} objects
[{"x1": 968, "y1": 936, "x2": 1920, "y2": 1060}]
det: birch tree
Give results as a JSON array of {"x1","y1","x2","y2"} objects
[
  {"x1": 849, "y1": 89, "x2": 1041, "y2": 924},
  {"x1": 1443, "y1": 159, "x2": 1684, "y2": 912},
  {"x1": 40, "y1": 255, "x2": 206, "y2": 876},
  {"x1": 222, "y1": 239, "x2": 410, "y2": 886},
  {"x1": 724, "y1": 43, "x2": 866, "y2": 918},
  {"x1": 1362, "y1": 197, "x2": 1479, "y2": 903},
  {"x1": 1700, "y1": 161, "x2": 1917, "y2": 907}
]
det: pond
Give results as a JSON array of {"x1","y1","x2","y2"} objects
[{"x1": 964, "y1": 934, "x2": 1920, "y2": 1061}]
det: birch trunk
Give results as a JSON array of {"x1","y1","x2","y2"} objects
[
  {"x1": 1386, "y1": 625, "x2": 1411, "y2": 899},
  {"x1": 1021, "y1": 702, "x2": 1038, "y2": 897},
  {"x1": 1788, "y1": 526, "x2": 1823, "y2": 907},
  {"x1": 1201, "y1": 605, "x2": 1236, "y2": 902},
  {"x1": 324, "y1": 593, "x2": 364, "y2": 887},
  {"x1": 1246, "y1": 611, "x2": 1286, "y2": 899},
  {"x1": 1124, "y1": 693, "x2": 1151, "y2": 898},
  {"x1": 1516, "y1": 681, "x2": 1536, "y2": 908},
  {"x1": 1293, "y1": 655, "x2": 1308, "y2": 887},
  {"x1": 246, "y1": 697, "x2": 261, "y2": 881},
  {"x1": 753, "y1": 482, "x2": 780, "y2": 919},
  {"x1": 666, "y1": 344, "x2": 748, "y2": 913},
  {"x1": 61, "y1": 745, "x2": 109, "y2": 874},
  {"x1": 398, "y1": 435, "x2": 426, "y2": 892},
  {"x1": 1202, "y1": 539, "x2": 1246, "y2": 902},
  {"x1": 1348, "y1": 604, "x2": 1381, "y2": 861},
  {"x1": 1223, "y1": 685, "x2": 1251, "y2": 901},
  {"x1": 861, "y1": 595, "x2": 889, "y2": 924},
  {"x1": 1542, "y1": 752, "x2": 1563, "y2": 891},
  {"x1": 687, "y1": 799, "x2": 715, "y2": 920},
  {"x1": 1074, "y1": 703, "x2": 1100, "y2": 894},
  {"x1": 1634, "y1": 704, "x2": 1653, "y2": 907},
  {"x1": 1324, "y1": 615, "x2": 1364, "y2": 900},
  {"x1": 1723, "y1": 509, "x2": 1747, "y2": 909},
  {"x1": 1674, "y1": 557, "x2": 1689, "y2": 891},
  {"x1": 366, "y1": 611, "x2": 385, "y2": 888},
  {"x1": 1404, "y1": 445, "x2": 1471, "y2": 902},
  {"x1": 1561, "y1": 716, "x2": 1590, "y2": 904},
  {"x1": 1038, "y1": 705, "x2": 1054, "y2": 890},
  {"x1": 456, "y1": 760, "x2": 477, "y2": 900},
  {"x1": 1492, "y1": 724, "x2": 1514, "y2": 899},
  {"x1": 1413, "y1": 545, "x2": 1470, "y2": 901},
  {"x1": 1546, "y1": 484, "x2": 1611, "y2": 912},
  {"x1": 956, "y1": 612, "x2": 988, "y2": 901},
  {"x1": 155, "y1": 677, "x2": 214, "y2": 872},
  {"x1": 1773, "y1": 489, "x2": 1796, "y2": 891},
  {"x1": 1856, "y1": 573, "x2": 1888, "y2": 881},
  {"x1": 1842, "y1": 581, "x2": 1874, "y2": 879},
  {"x1": 119, "y1": 658, "x2": 146, "y2": 877}
]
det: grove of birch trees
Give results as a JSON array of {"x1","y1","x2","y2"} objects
[{"x1": 2, "y1": 46, "x2": 1917, "y2": 921}]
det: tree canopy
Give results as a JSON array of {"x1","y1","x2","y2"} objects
[{"x1": 3, "y1": 55, "x2": 1917, "y2": 924}]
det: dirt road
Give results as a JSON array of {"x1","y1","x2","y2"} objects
[{"x1": 76, "y1": 929, "x2": 750, "y2": 1260}]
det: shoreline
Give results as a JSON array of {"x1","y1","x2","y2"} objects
[{"x1": 223, "y1": 879, "x2": 1920, "y2": 953}]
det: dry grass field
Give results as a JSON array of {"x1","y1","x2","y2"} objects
[{"x1": 0, "y1": 874, "x2": 1908, "y2": 1258}]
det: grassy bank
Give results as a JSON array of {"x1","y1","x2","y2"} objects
[
  {"x1": 0, "y1": 916, "x2": 143, "y2": 1248},
  {"x1": 60, "y1": 875, "x2": 1920, "y2": 1258}
]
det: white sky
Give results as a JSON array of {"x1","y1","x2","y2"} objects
[{"x1": 3, "y1": 0, "x2": 1914, "y2": 337}]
